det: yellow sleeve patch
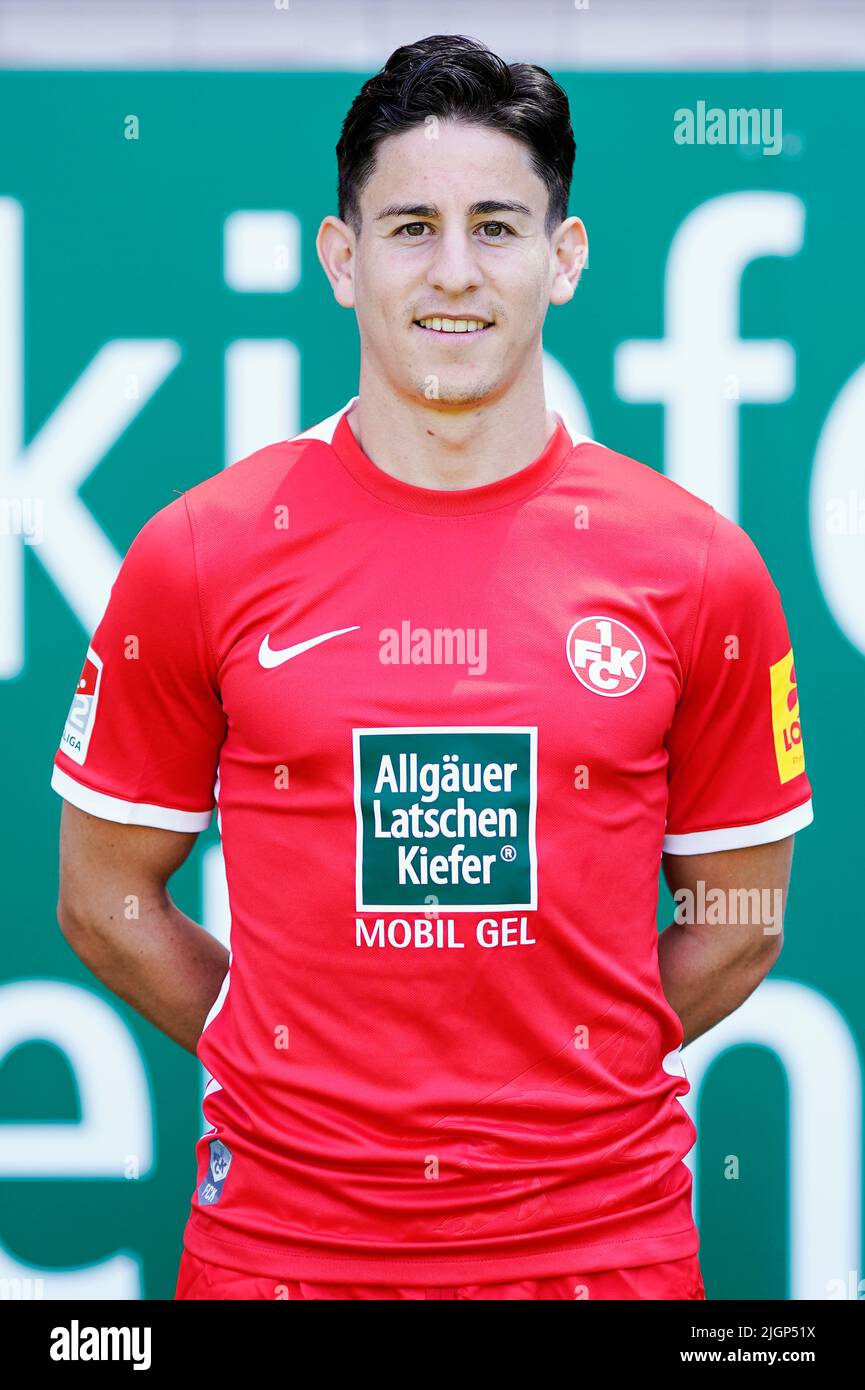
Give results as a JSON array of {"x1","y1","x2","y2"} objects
[{"x1": 770, "y1": 648, "x2": 806, "y2": 784}]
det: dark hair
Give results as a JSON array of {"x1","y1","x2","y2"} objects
[{"x1": 337, "y1": 34, "x2": 575, "y2": 237}]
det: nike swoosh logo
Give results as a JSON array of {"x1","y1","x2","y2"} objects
[{"x1": 258, "y1": 626, "x2": 360, "y2": 669}]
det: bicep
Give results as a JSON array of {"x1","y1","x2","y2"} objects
[
  {"x1": 662, "y1": 836, "x2": 794, "y2": 898},
  {"x1": 57, "y1": 800, "x2": 199, "y2": 932},
  {"x1": 661, "y1": 835, "x2": 795, "y2": 948}
]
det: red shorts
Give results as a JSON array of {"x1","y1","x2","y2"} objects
[{"x1": 175, "y1": 1247, "x2": 706, "y2": 1301}]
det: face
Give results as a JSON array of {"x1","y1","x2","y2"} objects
[{"x1": 318, "y1": 119, "x2": 587, "y2": 409}]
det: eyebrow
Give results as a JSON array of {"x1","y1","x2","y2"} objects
[{"x1": 374, "y1": 200, "x2": 534, "y2": 222}]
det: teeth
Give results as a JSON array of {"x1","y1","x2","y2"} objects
[{"x1": 417, "y1": 317, "x2": 488, "y2": 333}]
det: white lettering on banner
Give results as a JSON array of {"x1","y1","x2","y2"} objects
[
  {"x1": 0, "y1": 1246, "x2": 139, "y2": 1301},
  {"x1": 0, "y1": 981, "x2": 153, "y2": 1175},
  {"x1": 809, "y1": 359, "x2": 865, "y2": 657},
  {"x1": 224, "y1": 339, "x2": 299, "y2": 466},
  {"x1": 2, "y1": 189, "x2": 858, "y2": 685},
  {"x1": 0, "y1": 206, "x2": 591, "y2": 688},
  {"x1": 0, "y1": 980, "x2": 149, "y2": 1299},
  {"x1": 541, "y1": 350, "x2": 594, "y2": 443},
  {"x1": 679, "y1": 980, "x2": 861, "y2": 1301},
  {"x1": 0, "y1": 197, "x2": 180, "y2": 680},
  {"x1": 615, "y1": 191, "x2": 803, "y2": 521}
]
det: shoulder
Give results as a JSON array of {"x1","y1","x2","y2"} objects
[
  {"x1": 569, "y1": 435, "x2": 714, "y2": 527},
  {"x1": 182, "y1": 433, "x2": 316, "y2": 520},
  {"x1": 117, "y1": 434, "x2": 317, "y2": 587},
  {"x1": 568, "y1": 434, "x2": 770, "y2": 581},
  {"x1": 565, "y1": 437, "x2": 717, "y2": 591}
]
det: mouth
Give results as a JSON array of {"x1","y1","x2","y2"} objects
[{"x1": 413, "y1": 316, "x2": 494, "y2": 336}]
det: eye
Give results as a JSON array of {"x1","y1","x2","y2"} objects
[
  {"x1": 395, "y1": 222, "x2": 431, "y2": 238},
  {"x1": 476, "y1": 221, "x2": 513, "y2": 238}
]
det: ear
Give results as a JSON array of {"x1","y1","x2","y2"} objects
[
  {"x1": 550, "y1": 216, "x2": 588, "y2": 308},
  {"x1": 316, "y1": 215, "x2": 357, "y2": 310}
]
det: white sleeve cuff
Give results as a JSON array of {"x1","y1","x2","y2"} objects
[
  {"x1": 663, "y1": 797, "x2": 813, "y2": 855},
  {"x1": 51, "y1": 764, "x2": 213, "y2": 832}
]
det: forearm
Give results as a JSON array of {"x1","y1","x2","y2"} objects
[
  {"x1": 60, "y1": 889, "x2": 228, "y2": 1055},
  {"x1": 657, "y1": 919, "x2": 781, "y2": 1048}
]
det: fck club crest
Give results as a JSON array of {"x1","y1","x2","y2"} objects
[{"x1": 566, "y1": 616, "x2": 647, "y2": 697}]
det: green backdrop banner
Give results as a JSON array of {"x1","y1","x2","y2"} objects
[{"x1": 0, "y1": 71, "x2": 861, "y2": 1300}]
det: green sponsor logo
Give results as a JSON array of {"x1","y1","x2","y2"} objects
[{"x1": 353, "y1": 727, "x2": 538, "y2": 912}]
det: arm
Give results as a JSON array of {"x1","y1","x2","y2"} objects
[
  {"x1": 657, "y1": 834, "x2": 794, "y2": 1048},
  {"x1": 56, "y1": 800, "x2": 229, "y2": 1055}
]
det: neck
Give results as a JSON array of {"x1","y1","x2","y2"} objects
[{"x1": 347, "y1": 362, "x2": 558, "y2": 491}]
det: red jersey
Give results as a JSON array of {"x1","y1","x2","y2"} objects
[{"x1": 51, "y1": 398, "x2": 814, "y2": 1284}]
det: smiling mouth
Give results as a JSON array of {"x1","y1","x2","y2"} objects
[{"x1": 413, "y1": 316, "x2": 493, "y2": 334}]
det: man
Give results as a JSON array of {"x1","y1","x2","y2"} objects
[{"x1": 52, "y1": 34, "x2": 813, "y2": 1301}]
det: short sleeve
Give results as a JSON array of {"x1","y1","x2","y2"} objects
[
  {"x1": 51, "y1": 495, "x2": 227, "y2": 831},
  {"x1": 663, "y1": 509, "x2": 814, "y2": 854}
]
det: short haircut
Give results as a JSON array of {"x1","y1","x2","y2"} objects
[{"x1": 337, "y1": 33, "x2": 576, "y2": 236}]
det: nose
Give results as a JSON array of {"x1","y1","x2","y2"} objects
[{"x1": 424, "y1": 227, "x2": 484, "y2": 297}]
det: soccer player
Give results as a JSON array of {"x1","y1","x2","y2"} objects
[{"x1": 52, "y1": 34, "x2": 813, "y2": 1302}]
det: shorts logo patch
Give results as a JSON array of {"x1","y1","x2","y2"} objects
[
  {"x1": 59, "y1": 646, "x2": 103, "y2": 764},
  {"x1": 566, "y1": 616, "x2": 646, "y2": 697},
  {"x1": 770, "y1": 648, "x2": 806, "y2": 783},
  {"x1": 197, "y1": 1139, "x2": 233, "y2": 1206},
  {"x1": 353, "y1": 727, "x2": 538, "y2": 913}
]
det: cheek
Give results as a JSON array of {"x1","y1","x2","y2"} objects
[
  {"x1": 497, "y1": 258, "x2": 550, "y2": 319},
  {"x1": 359, "y1": 258, "x2": 413, "y2": 330},
  {"x1": 499, "y1": 289, "x2": 548, "y2": 347}
]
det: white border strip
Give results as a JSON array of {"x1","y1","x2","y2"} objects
[
  {"x1": 663, "y1": 797, "x2": 814, "y2": 854},
  {"x1": 0, "y1": 1, "x2": 860, "y2": 72},
  {"x1": 51, "y1": 764, "x2": 213, "y2": 831}
]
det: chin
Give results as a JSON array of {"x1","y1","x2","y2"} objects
[{"x1": 408, "y1": 377, "x2": 497, "y2": 408}]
